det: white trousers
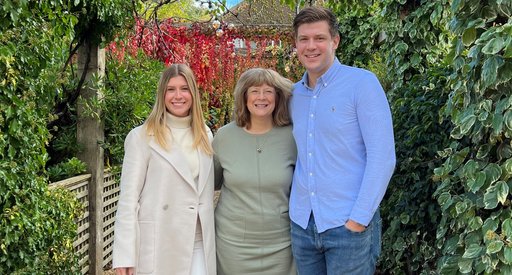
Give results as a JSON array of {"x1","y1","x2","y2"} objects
[{"x1": 190, "y1": 218, "x2": 206, "y2": 275}]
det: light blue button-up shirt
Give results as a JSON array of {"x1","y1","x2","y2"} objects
[{"x1": 289, "y1": 58, "x2": 396, "y2": 233}]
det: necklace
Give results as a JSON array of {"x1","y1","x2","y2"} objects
[
  {"x1": 256, "y1": 133, "x2": 271, "y2": 153},
  {"x1": 244, "y1": 125, "x2": 273, "y2": 153}
]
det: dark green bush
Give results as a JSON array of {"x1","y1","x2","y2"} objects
[{"x1": 47, "y1": 158, "x2": 87, "y2": 182}]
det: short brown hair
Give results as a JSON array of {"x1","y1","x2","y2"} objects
[
  {"x1": 293, "y1": 7, "x2": 339, "y2": 38},
  {"x1": 233, "y1": 68, "x2": 293, "y2": 128}
]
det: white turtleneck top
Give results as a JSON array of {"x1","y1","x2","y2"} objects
[
  {"x1": 165, "y1": 112, "x2": 203, "y2": 243},
  {"x1": 165, "y1": 112, "x2": 199, "y2": 186}
]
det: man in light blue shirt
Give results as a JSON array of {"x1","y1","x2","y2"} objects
[{"x1": 289, "y1": 7, "x2": 396, "y2": 275}]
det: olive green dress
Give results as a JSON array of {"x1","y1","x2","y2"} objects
[{"x1": 213, "y1": 122, "x2": 297, "y2": 275}]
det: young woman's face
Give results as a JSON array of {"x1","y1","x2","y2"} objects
[
  {"x1": 246, "y1": 83, "x2": 276, "y2": 121},
  {"x1": 164, "y1": 75, "x2": 192, "y2": 117}
]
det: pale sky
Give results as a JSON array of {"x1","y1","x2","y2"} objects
[{"x1": 226, "y1": 0, "x2": 242, "y2": 7}]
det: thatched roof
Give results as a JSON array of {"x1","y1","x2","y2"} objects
[{"x1": 221, "y1": 0, "x2": 295, "y2": 27}]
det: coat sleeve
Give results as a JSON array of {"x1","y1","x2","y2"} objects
[{"x1": 112, "y1": 128, "x2": 150, "y2": 268}]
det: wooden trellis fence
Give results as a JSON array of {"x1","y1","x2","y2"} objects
[{"x1": 49, "y1": 170, "x2": 120, "y2": 274}]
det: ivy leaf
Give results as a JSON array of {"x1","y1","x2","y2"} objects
[
  {"x1": 463, "y1": 243, "x2": 483, "y2": 258},
  {"x1": 456, "y1": 201, "x2": 468, "y2": 214},
  {"x1": 504, "y1": 159, "x2": 512, "y2": 175},
  {"x1": 458, "y1": 258, "x2": 473, "y2": 273},
  {"x1": 486, "y1": 240, "x2": 504, "y2": 254},
  {"x1": 498, "y1": 62, "x2": 512, "y2": 85},
  {"x1": 439, "y1": 255, "x2": 460, "y2": 273},
  {"x1": 482, "y1": 217, "x2": 499, "y2": 234},
  {"x1": 505, "y1": 42, "x2": 512, "y2": 58},
  {"x1": 482, "y1": 37, "x2": 505, "y2": 54},
  {"x1": 459, "y1": 114, "x2": 476, "y2": 135},
  {"x1": 463, "y1": 159, "x2": 478, "y2": 177},
  {"x1": 504, "y1": 110, "x2": 512, "y2": 131},
  {"x1": 481, "y1": 56, "x2": 501, "y2": 89},
  {"x1": 484, "y1": 163, "x2": 502, "y2": 185},
  {"x1": 505, "y1": 246, "x2": 512, "y2": 264},
  {"x1": 481, "y1": 5, "x2": 497, "y2": 20},
  {"x1": 468, "y1": 171, "x2": 486, "y2": 193},
  {"x1": 400, "y1": 213, "x2": 410, "y2": 224},
  {"x1": 476, "y1": 144, "x2": 491, "y2": 159},
  {"x1": 443, "y1": 236, "x2": 460, "y2": 254},
  {"x1": 497, "y1": 143, "x2": 512, "y2": 161},
  {"x1": 492, "y1": 114, "x2": 504, "y2": 136},
  {"x1": 468, "y1": 216, "x2": 483, "y2": 231},
  {"x1": 462, "y1": 27, "x2": 477, "y2": 46},
  {"x1": 394, "y1": 41, "x2": 409, "y2": 54},
  {"x1": 484, "y1": 185, "x2": 498, "y2": 209},
  {"x1": 496, "y1": 181, "x2": 509, "y2": 204},
  {"x1": 451, "y1": 0, "x2": 463, "y2": 13},
  {"x1": 438, "y1": 192, "x2": 453, "y2": 211},
  {"x1": 502, "y1": 219, "x2": 512, "y2": 238}
]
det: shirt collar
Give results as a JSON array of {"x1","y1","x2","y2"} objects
[{"x1": 300, "y1": 58, "x2": 342, "y2": 89}]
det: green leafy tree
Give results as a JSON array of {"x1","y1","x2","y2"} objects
[
  {"x1": 1, "y1": 0, "x2": 133, "y2": 272},
  {"x1": 137, "y1": 0, "x2": 209, "y2": 21},
  {"x1": 1, "y1": 1, "x2": 82, "y2": 272}
]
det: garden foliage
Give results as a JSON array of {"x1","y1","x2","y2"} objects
[
  {"x1": 1, "y1": 1, "x2": 81, "y2": 273},
  {"x1": 434, "y1": 0, "x2": 512, "y2": 273},
  {"x1": 325, "y1": 0, "x2": 512, "y2": 273},
  {"x1": 1, "y1": 0, "x2": 132, "y2": 273}
]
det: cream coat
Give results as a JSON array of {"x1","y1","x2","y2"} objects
[{"x1": 112, "y1": 125, "x2": 216, "y2": 275}]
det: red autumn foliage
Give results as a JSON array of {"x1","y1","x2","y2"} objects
[{"x1": 107, "y1": 18, "x2": 303, "y2": 129}]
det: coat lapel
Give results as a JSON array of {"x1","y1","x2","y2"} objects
[{"x1": 148, "y1": 139, "x2": 197, "y2": 192}]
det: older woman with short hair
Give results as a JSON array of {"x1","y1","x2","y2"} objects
[{"x1": 213, "y1": 68, "x2": 297, "y2": 275}]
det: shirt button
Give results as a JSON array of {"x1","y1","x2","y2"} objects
[
  {"x1": 313, "y1": 96, "x2": 317, "y2": 99},
  {"x1": 310, "y1": 114, "x2": 314, "y2": 118},
  {"x1": 311, "y1": 192, "x2": 315, "y2": 196},
  {"x1": 309, "y1": 133, "x2": 312, "y2": 137},
  {"x1": 309, "y1": 172, "x2": 313, "y2": 176},
  {"x1": 308, "y1": 153, "x2": 312, "y2": 157}
]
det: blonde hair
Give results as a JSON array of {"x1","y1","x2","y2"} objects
[
  {"x1": 145, "y1": 64, "x2": 213, "y2": 155},
  {"x1": 233, "y1": 68, "x2": 293, "y2": 128}
]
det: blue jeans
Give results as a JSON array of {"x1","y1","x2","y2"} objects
[{"x1": 290, "y1": 211, "x2": 381, "y2": 275}]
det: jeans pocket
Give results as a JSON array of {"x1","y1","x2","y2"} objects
[{"x1": 343, "y1": 221, "x2": 370, "y2": 234}]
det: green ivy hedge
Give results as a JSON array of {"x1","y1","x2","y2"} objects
[
  {"x1": 327, "y1": 0, "x2": 511, "y2": 273},
  {"x1": 434, "y1": 1, "x2": 512, "y2": 273}
]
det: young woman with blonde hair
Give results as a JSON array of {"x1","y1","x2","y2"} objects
[{"x1": 113, "y1": 64, "x2": 216, "y2": 275}]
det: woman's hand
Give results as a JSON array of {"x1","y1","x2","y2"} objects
[
  {"x1": 115, "y1": 267, "x2": 135, "y2": 275},
  {"x1": 345, "y1": 219, "x2": 366, "y2": 233}
]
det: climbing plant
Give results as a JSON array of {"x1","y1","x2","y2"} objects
[
  {"x1": 1, "y1": 0, "x2": 132, "y2": 272},
  {"x1": 433, "y1": 0, "x2": 512, "y2": 273}
]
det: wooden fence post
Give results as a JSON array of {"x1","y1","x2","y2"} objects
[{"x1": 77, "y1": 39, "x2": 105, "y2": 275}]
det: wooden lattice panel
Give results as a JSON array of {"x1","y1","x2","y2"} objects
[
  {"x1": 50, "y1": 174, "x2": 92, "y2": 275},
  {"x1": 102, "y1": 171, "x2": 121, "y2": 269}
]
